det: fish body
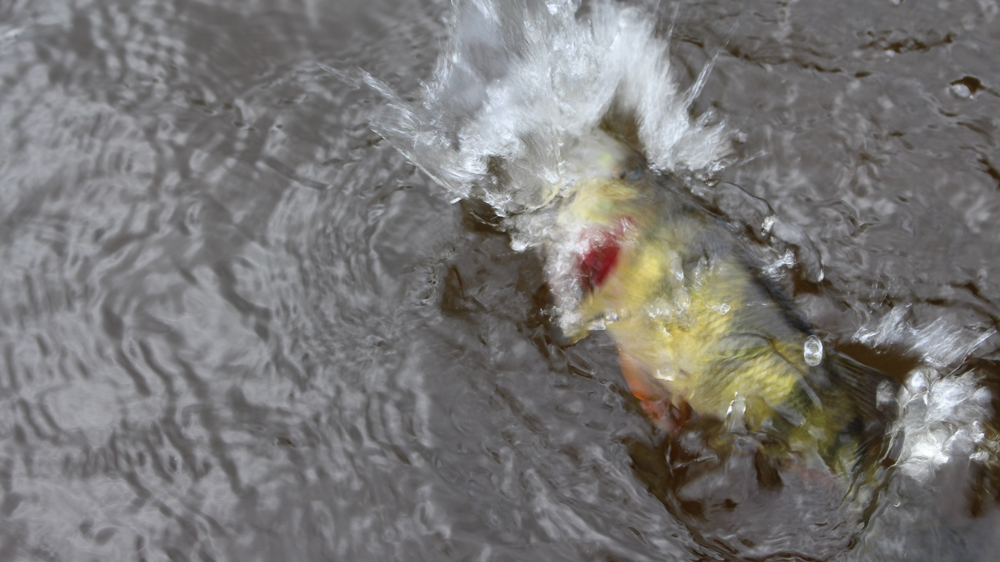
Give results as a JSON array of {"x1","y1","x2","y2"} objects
[{"x1": 545, "y1": 134, "x2": 894, "y2": 475}]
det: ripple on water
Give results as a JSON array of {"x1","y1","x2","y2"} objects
[{"x1": 1, "y1": 0, "x2": 1000, "y2": 560}]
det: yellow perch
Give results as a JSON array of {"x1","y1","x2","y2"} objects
[{"x1": 545, "y1": 133, "x2": 896, "y2": 476}]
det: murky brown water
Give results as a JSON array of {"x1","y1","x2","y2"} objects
[{"x1": 1, "y1": 0, "x2": 999, "y2": 560}]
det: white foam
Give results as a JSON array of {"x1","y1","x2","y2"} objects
[
  {"x1": 855, "y1": 306, "x2": 997, "y2": 513},
  {"x1": 364, "y1": 0, "x2": 730, "y2": 225},
  {"x1": 891, "y1": 368, "x2": 994, "y2": 484},
  {"x1": 854, "y1": 306, "x2": 995, "y2": 369}
]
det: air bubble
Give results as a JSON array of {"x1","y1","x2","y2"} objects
[{"x1": 803, "y1": 336, "x2": 823, "y2": 366}]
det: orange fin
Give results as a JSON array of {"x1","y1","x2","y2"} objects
[
  {"x1": 619, "y1": 350, "x2": 692, "y2": 433},
  {"x1": 618, "y1": 351, "x2": 668, "y2": 402}
]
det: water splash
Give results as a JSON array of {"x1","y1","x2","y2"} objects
[
  {"x1": 849, "y1": 365, "x2": 1000, "y2": 561},
  {"x1": 362, "y1": 0, "x2": 730, "y2": 230},
  {"x1": 891, "y1": 368, "x2": 994, "y2": 485},
  {"x1": 847, "y1": 302, "x2": 1000, "y2": 560},
  {"x1": 855, "y1": 305, "x2": 996, "y2": 370},
  {"x1": 854, "y1": 304, "x2": 997, "y2": 483},
  {"x1": 357, "y1": 0, "x2": 733, "y2": 340}
]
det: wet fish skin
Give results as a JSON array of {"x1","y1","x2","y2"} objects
[{"x1": 547, "y1": 140, "x2": 895, "y2": 475}]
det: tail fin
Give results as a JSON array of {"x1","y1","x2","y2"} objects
[{"x1": 825, "y1": 350, "x2": 899, "y2": 473}]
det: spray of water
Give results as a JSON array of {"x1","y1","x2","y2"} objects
[
  {"x1": 853, "y1": 308, "x2": 999, "y2": 549},
  {"x1": 361, "y1": 0, "x2": 729, "y2": 223},
  {"x1": 357, "y1": 0, "x2": 735, "y2": 337}
]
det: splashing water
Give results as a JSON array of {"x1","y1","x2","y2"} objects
[
  {"x1": 358, "y1": 0, "x2": 737, "y2": 336},
  {"x1": 362, "y1": 0, "x2": 728, "y2": 220}
]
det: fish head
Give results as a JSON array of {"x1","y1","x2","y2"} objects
[{"x1": 544, "y1": 132, "x2": 660, "y2": 341}]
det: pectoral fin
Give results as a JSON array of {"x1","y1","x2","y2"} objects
[
  {"x1": 619, "y1": 350, "x2": 691, "y2": 432},
  {"x1": 618, "y1": 351, "x2": 668, "y2": 402}
]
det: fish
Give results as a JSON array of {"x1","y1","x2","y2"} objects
[{"x1": 542, "y1": 131, "x2": 897, "y2": 477}]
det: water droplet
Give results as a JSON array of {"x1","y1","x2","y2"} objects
[
  {"x1": 712, "y1": 302, "x2": 731, "y2": 315},
  {"x1": 804, "y1": 335, "x2": 823, "y2": 366},
  {"x1": 725, "y1": 394, "x2": 747, "y2": 432},
  {"x1": 951, "y1": 82, "x2": 972, "y2": 99},
  {"x1": 761, "y1": 215, "x2": 776, "y2": 234},
  {"x1": 950, "y1": 76, "x2": 982, "y2": 99}
]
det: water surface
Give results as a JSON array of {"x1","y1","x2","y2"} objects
[{"x1": 1, "y1": 0, "x2": 999, "y2": 560}]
